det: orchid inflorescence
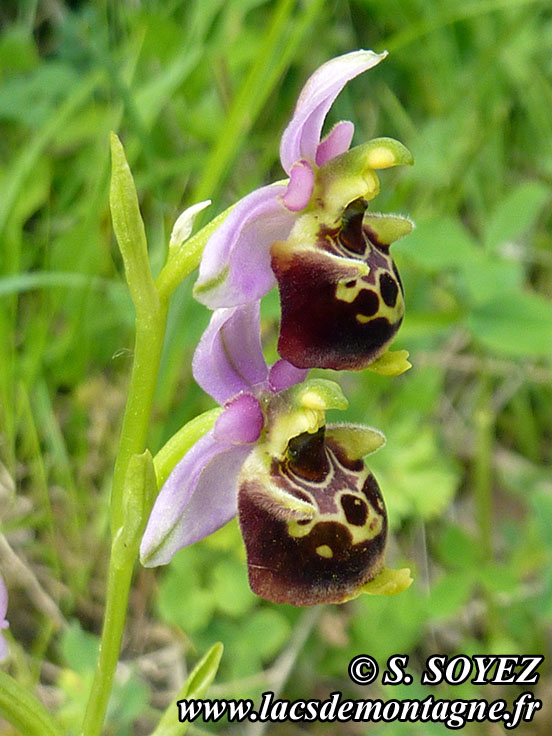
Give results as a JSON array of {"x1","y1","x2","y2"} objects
[
  {"x1": 141, "y1": 49, "x2": 414, "y2": 606},
  {"x1": 0, "y1": 47, "x2": 416, "y2": 736}
]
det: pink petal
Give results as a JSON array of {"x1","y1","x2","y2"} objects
[
  {"x1": 280, "y1": 50, "x2": 387, "y2": 174},
  {"x1": 192, "y1": 303, "x2": 269, "y2": 404},
  {"x1": 140, "y1": 431, "x2": 253, "y2": 566},
  {"x1": 268, "y1": 359, "x2": 309, "y2": 393},
  {"x1": 281, "y1": 160, "x2": 315, "y2": 211},
  {"x1": 0, "y1": 573, "x2": 7, "y2": 621},
  {"x1": 0, "y1": 573, "x2": 8, "y2": 663},
  {"x1": 214, "y1": 393, "x2": 264, "y2": 444},
  {"x1": 315, "y1": 121, "x2": 355, "y2": 166},
  {"x1": 194, "y1": 183, "x2": 295, "y2": 308},
  {"x1": 0, "y1": 635, "x2": 8, "y2": 663}
]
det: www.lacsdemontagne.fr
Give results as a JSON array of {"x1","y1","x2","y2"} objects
[{"x1": 177, "y1": 689, "x2": 541, "y2": 729}]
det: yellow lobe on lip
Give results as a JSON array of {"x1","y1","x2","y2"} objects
[
  {"x1": 338, "y1": 567, "x2": 413, "y2": 603},
  {"x1": 300, "y1": 391, "x2": 328, "y2": 410},
  {"x1": 367, "y1": 349, "x2": 412, "y2": 376},
  {"x1": 365, "y1": 146, "x2": 397, "y2": 169}
]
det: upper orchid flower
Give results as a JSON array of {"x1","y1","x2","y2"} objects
[
  {"x1": 0, "y1": 572, "x2": 9, "y2": 662},
  {"x1": 140, "y1": 303, "x2": 411, "y2": 605},
  {"x1": 193, "y1": 50, "x2": 414, "y2": 371}
]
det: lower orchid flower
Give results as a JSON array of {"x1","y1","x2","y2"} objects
[
  {"x1": 193, "y1": 49, "x2": 414, "y2": 372},
  {"x1": 139, "y1": 301, "x2": 307, "y2": 567},
  {"x1": 140, "y1": 303, "x2": 411, "y2": 605}
]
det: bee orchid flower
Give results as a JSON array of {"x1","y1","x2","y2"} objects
[
  {"x1": 140, "y1": 303, "x2": 411, "y2": 605},
  {"x1": 193, "y1": 49, "x2": 414, "y2": 371}
]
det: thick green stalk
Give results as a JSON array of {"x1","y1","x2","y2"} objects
[
  {"x1": 0, "y1": 670, "x2": 62, "y2": 736},
  {"x1": 80, "y1": 539, "x2": 135, "y2": 736},
  {"x1": 110, "y1": 300, "x2": 168, "y2": 534}
]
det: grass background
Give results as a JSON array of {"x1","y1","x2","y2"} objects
[{"x1": 1, "y1": 0, "x2": 552, "y2": 734}]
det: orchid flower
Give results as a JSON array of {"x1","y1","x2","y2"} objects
[
  {"x1": 194, "y1": 50, "x2": 414, "y2": 371},
  {"x1": 0, "y1": 572, "x2": 9, "y2": 662},
  {"x1": 140, "y1": 301, "x2": 308, "y2": 567},
  {"x1": 140, "y1": 303, "x2": 411, "y2": 605}
]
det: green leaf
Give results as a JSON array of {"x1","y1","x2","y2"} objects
[
  {"x1": 437, "y1": 525, "x2": 481, "y2": 570},
  {"x1": 468, "y1": 290, "x2": 552, "y2": 358},
  {"x1": 157, "y1": 549, "x2": 215, "y2": 633},
  {"x1": 185, "y1": 642, "x2": 224, "y2": 699},
  {"x1": 59, "y1": 620, "x2": 99, "y2": 676},
  {"x1": 457, "y1": 249, "x2": 524, "y2": 306},
  {"x1": 107, "y1": 673, "x2": 149, "y2": 732},
  {"x1": 238, "y1": 609, "x2": 291, "y2": 661},
  {"x1": 150, "y1": 643, "x2": 223, "y2": 736},
  {"x1": 477, "y1": 564, "x2": 518, "y2": 594},
  {"x1": 153, "y1": 408, "x2": 222, "y2": 489},
  {"x1": 0, "y1": 26, "x2": 38, "y2": 78},
  {"x1": 369, "y1": 419, "x2": 460, "y2": 524},
  {"x1": 109, "y1": 132, "x2": 158, "y2": 314},
  {"x1": 484, "y1": 182, "x2": 550, "y2": 250},
  {"x1": 210, "y1": 559, "x2": 256, "y2": 617},
  {"x1": 113, "y1": 451, "x2": 158, "y2": 567},
  {"x1": 0, "y1": 671, "x2": 63, "y2": 736},
  {"x1": 428, "y1": 572, "x2": 473, "y2": 620},
  {"x1": 0, "y1": 62, "x2": 78, "y2": 127},
  {"x1": 351, "y1": 589, "x2": 426, "y2": 663},
  {"x1": 393, "y1": 216, "x2": 478, "y2": 272}
]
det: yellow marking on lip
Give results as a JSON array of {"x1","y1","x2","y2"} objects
[
  {"x1": 316, "y1": 544, "x2": 334, "y2": 558},
  {"x1": 336, "y1": 278, "x2": 369, "y2": 303},
  {"x1": 356, "y1": 313, "x2": 374, "y2": 324},
  {"x1": 355, "y1": 288, "x2": 405, "y2": 325}
]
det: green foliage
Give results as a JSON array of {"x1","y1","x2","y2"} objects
[
  {"x1": 60, "y1": 621, "x2": 100, "y2": 676},
  {"x1": 57, "y1": 621, "x2": 149, "y2": 735},
  {"x1": 1, "y1": 0, "x2": 551, "y2": 733}
]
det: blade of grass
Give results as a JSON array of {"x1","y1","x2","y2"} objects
[{"x1": 191, "y1": 0, "x2": 324, "y2": 206}]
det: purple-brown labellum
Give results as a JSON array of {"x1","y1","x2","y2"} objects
[
  {"x1": 271, "y1": 199, "x2": 405, "y2": 371},
  {"x1": 238, "y1": 425, "x2": 387, "y2": 606}
]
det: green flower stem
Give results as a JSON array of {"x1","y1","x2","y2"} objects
[
  {"x1": 0, "y1": 670, "x2": 62, "y2": 736},
  {"x1": 110, "y1": 300, "x2": 168, "y2": 535},
  {"x1": 153, "y1": 407, "x2": 222, "y2": 487},
  {"x1": 81, "y1": 303, "x2": 168, "y2": 736},
  {"x1": 80, "y1": 531, "x2": 137, "y2": 736}
]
